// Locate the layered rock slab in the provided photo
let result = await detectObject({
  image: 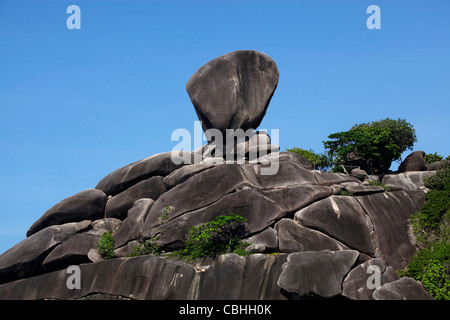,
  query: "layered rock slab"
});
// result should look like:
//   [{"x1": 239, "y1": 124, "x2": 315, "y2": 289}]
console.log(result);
[
  {"x1": 0, "y1": 221, "x2": 91, "y2": 284},
  {"x1": 277, "y1": 250, "x2": 359, "y2": 298},
  {"x1": 26, "y1": 189, "x2": 107, "y2": 237},
  {"x1": 95, "y1": 151, "x2": 191, "y2": 196},
  {"x1": 0, "y1": 254, "x2": 289, "y2": 300}
]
